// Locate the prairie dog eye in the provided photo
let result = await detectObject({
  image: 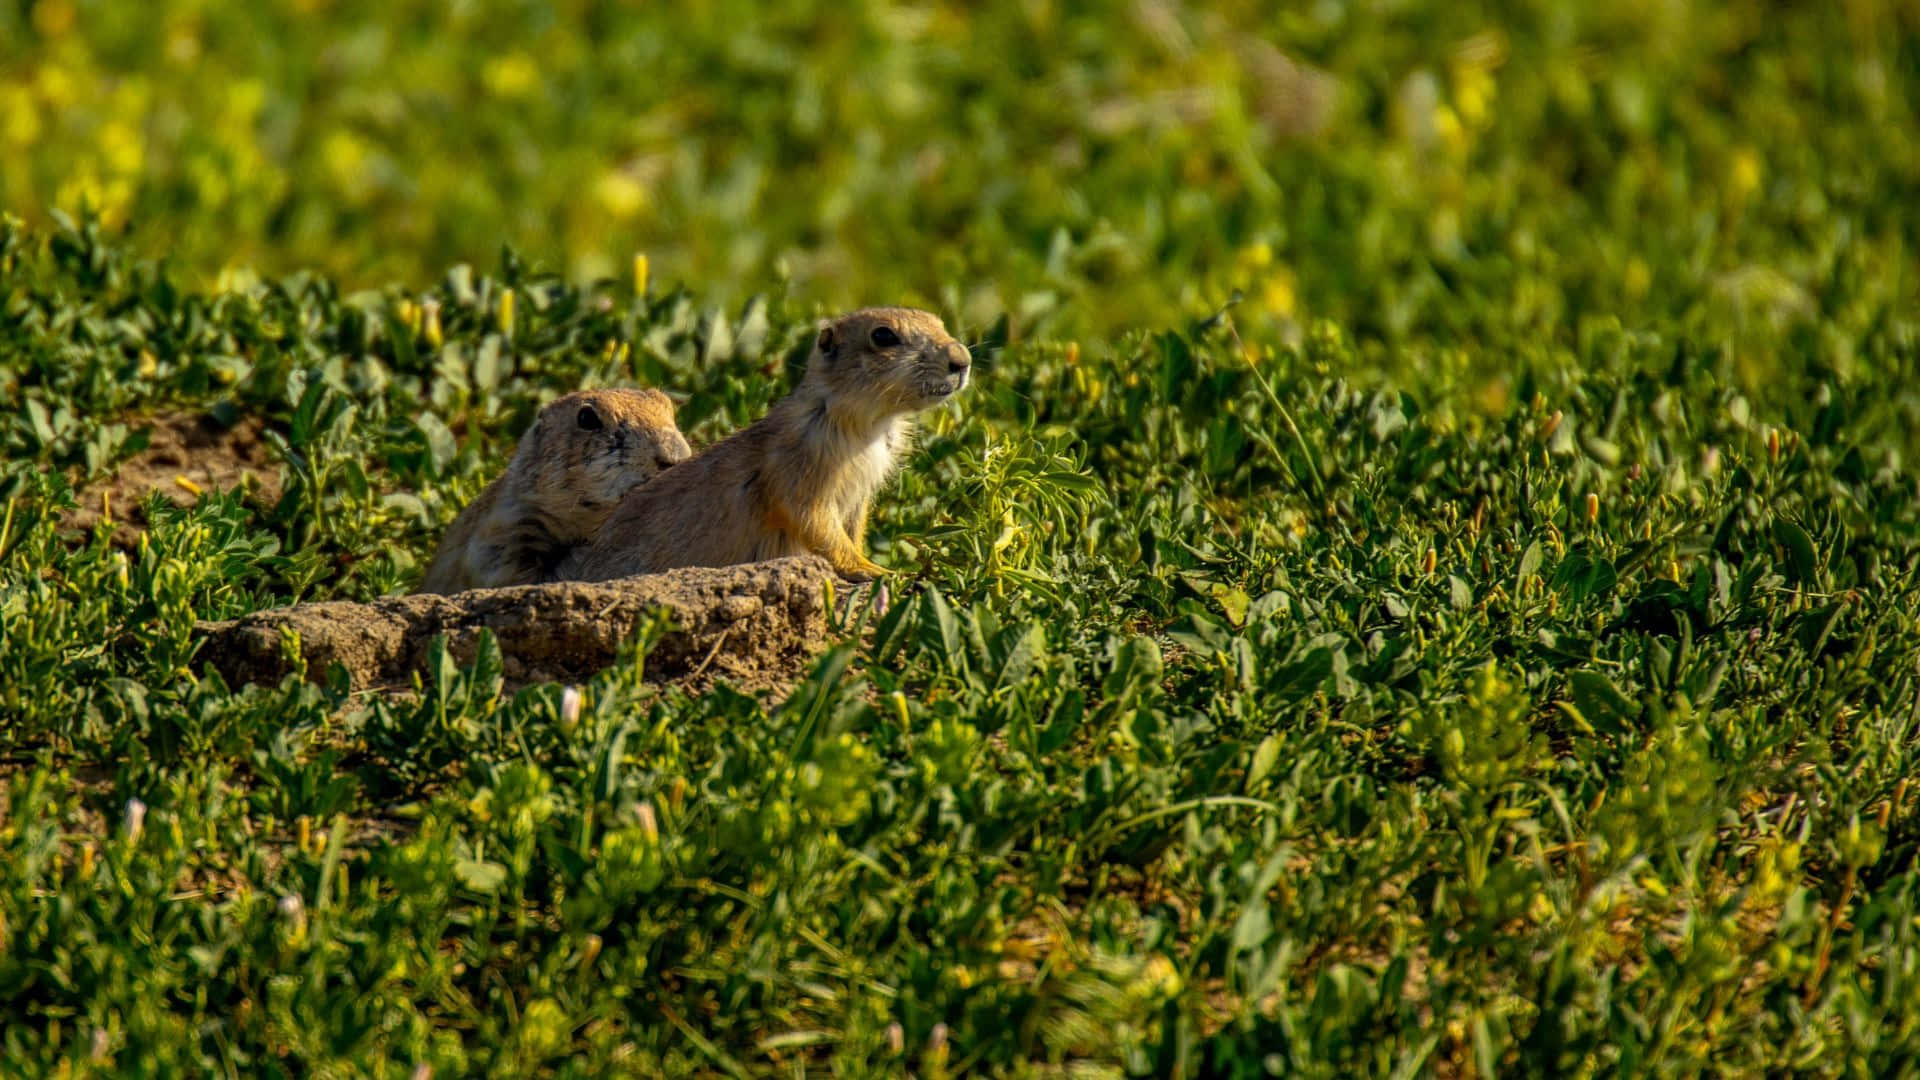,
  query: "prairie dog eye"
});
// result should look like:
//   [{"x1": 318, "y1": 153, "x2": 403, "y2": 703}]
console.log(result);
[
  {"x1": 576, "y1": 405, "x2": 604, "y2": 431},
  {"x1": 869, "y1": 326, "x2": 901, "y2": 348}
]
